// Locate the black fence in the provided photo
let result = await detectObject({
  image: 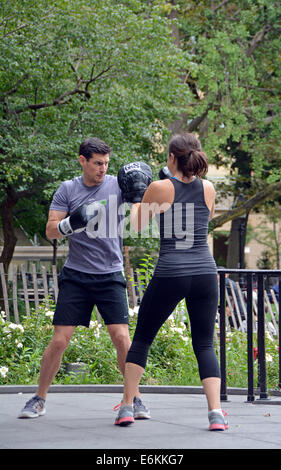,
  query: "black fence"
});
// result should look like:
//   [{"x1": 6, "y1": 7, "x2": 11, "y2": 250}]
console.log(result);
[{"x1": 218, "y1": 269, "x2": 281, "y2": 403}]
